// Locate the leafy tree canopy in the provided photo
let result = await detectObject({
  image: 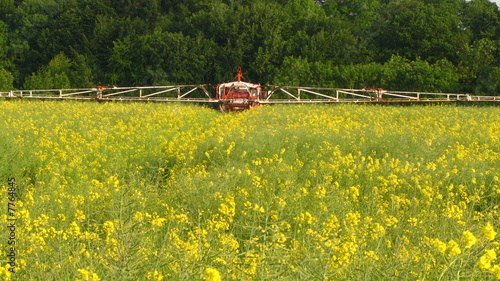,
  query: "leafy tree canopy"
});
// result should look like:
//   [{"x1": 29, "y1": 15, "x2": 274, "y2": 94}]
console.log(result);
[{"x1": 1, "y1": 0, "x2": 499, "y2": 94}]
